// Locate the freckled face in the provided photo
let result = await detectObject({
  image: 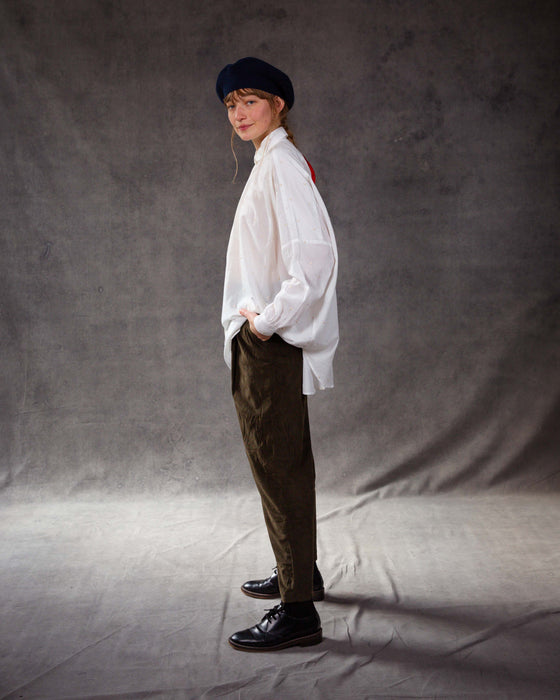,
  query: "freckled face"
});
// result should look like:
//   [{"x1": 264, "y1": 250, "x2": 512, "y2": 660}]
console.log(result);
[{"x1": 227, "y1": 94, "x2": 284, "y2": 148}]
